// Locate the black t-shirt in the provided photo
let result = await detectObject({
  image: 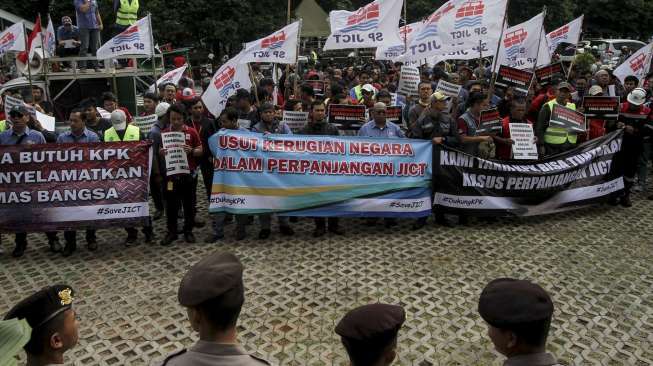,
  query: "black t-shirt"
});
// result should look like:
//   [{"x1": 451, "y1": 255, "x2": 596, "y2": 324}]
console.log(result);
[{"x1": 86, "y1": 118, "x2": 112, "y2": 140}]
